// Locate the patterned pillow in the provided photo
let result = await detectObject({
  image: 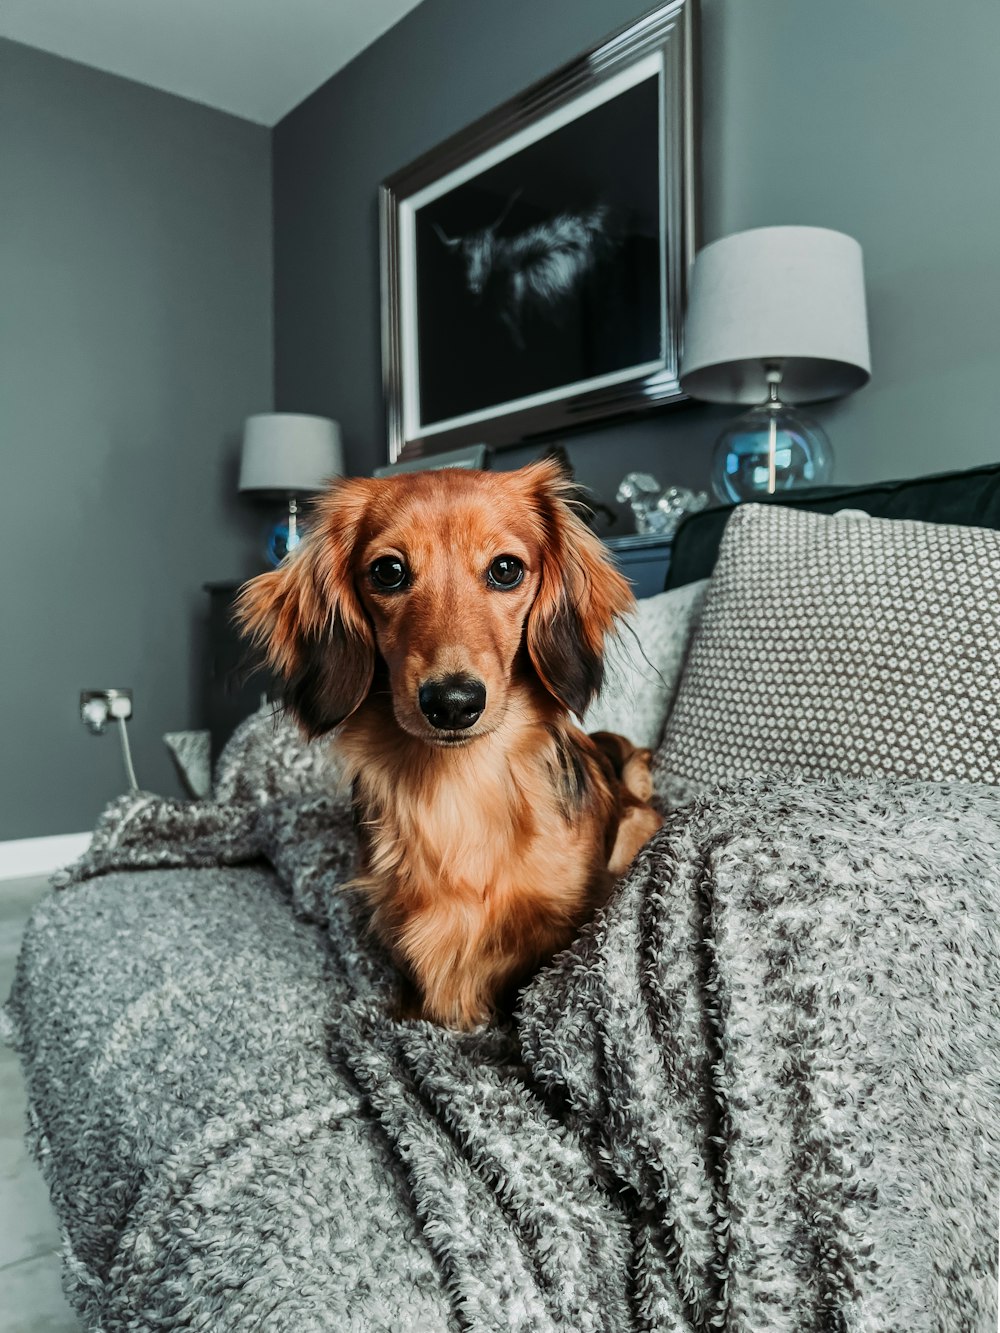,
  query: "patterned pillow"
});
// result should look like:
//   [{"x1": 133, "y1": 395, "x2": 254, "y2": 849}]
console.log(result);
[
  {"x1": 654, "y1": 504, "x2": 1000, "y2": 807},
  {"x1": 583, "y1": 579, "x2": 708, "y2": 749},
  {"x1": 213, "y1": 704, "x2": 344, "y2": 806}
]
